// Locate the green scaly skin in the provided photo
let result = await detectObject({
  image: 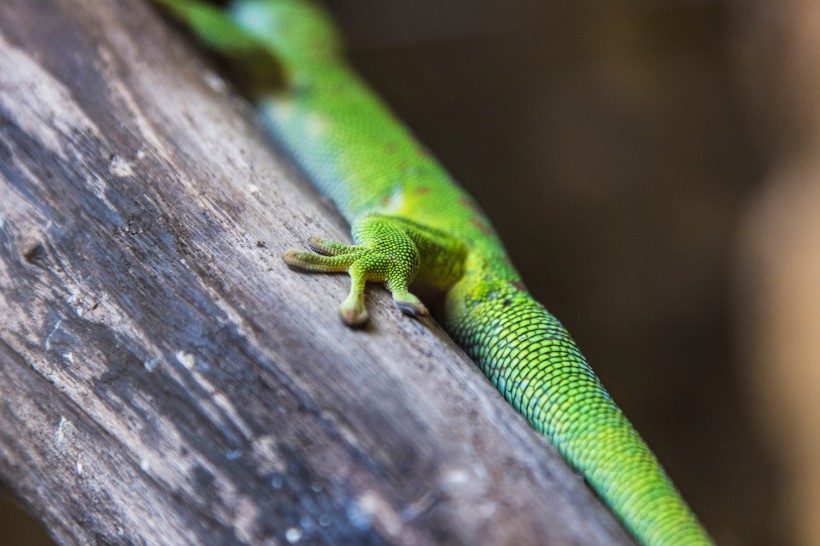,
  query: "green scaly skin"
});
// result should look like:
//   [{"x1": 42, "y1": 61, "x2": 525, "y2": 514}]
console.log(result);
[{"x1": 155, "y1": 1, "x2": 713, "y2": 544}]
